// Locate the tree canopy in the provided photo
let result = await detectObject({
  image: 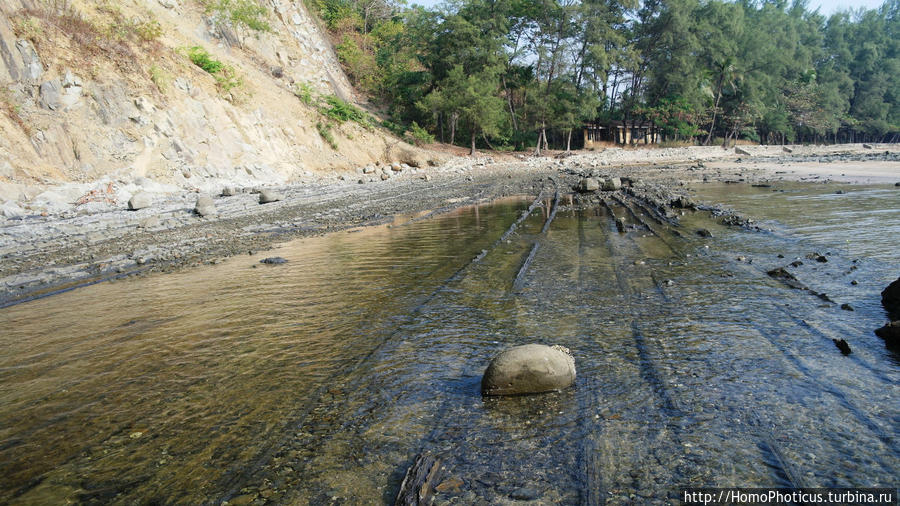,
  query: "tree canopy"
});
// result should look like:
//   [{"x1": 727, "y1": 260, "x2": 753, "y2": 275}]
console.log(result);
[{"x1": 307, "y1": 0, "x2": 900, "y2": 151}]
